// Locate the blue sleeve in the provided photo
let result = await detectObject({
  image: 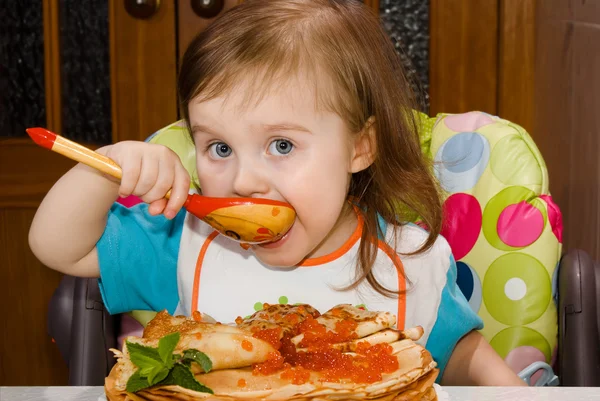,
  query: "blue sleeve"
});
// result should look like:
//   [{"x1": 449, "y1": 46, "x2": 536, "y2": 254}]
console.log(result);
[
  {"x1": 426, "y1": 254, "x2": 484, "y2": 383},
  {"x1": 96, "y1": 202, "x2": 185, "y2": 315}
]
